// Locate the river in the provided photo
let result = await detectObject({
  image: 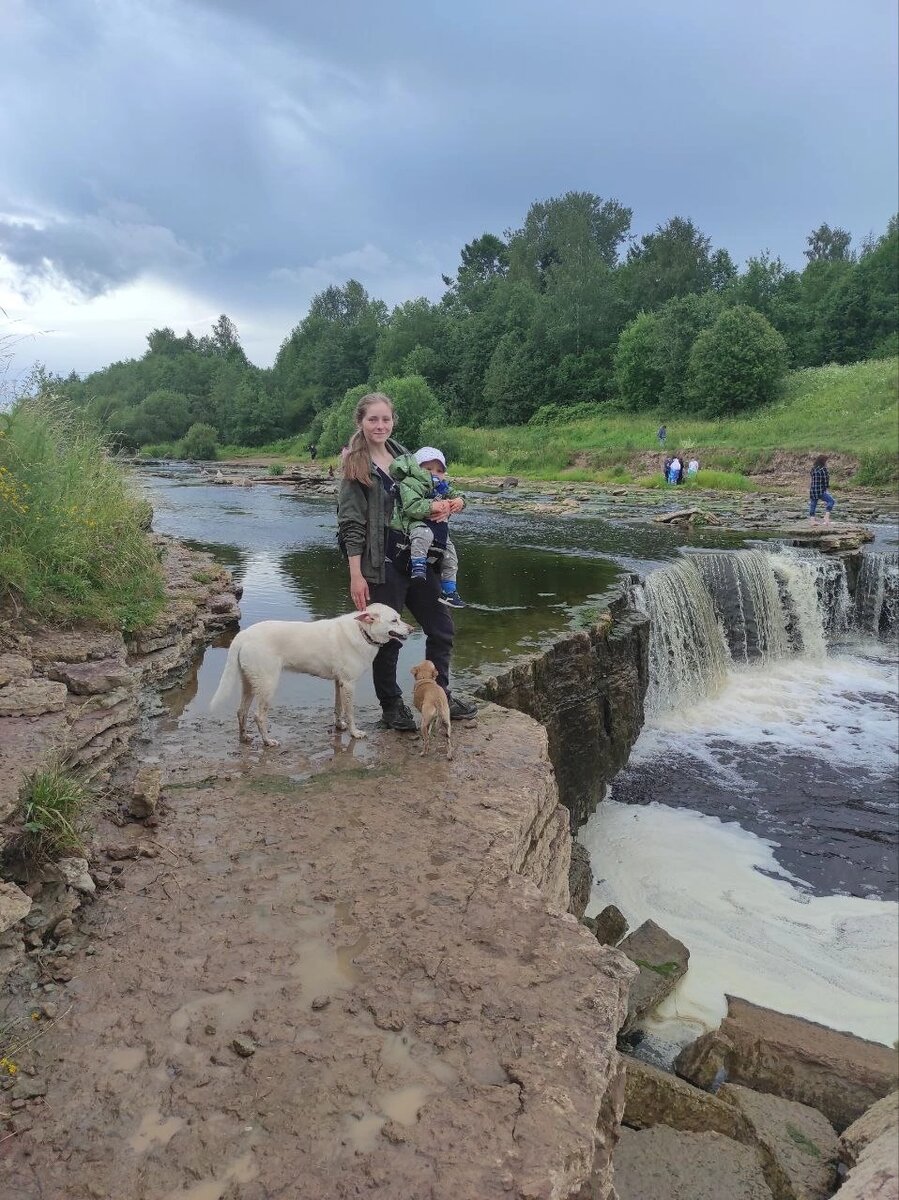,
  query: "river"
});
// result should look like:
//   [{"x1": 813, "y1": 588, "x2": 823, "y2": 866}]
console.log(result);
[{"x1": 137, "y1": 464, "x2": 899, "y2": 1050}]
